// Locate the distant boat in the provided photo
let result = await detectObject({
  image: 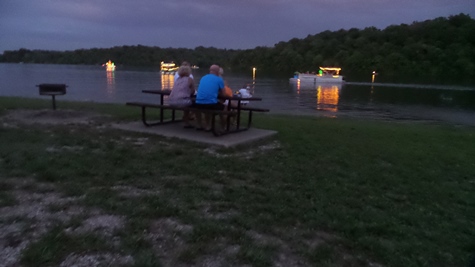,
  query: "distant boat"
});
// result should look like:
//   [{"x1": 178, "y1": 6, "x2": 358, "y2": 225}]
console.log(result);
[
  {"x1": 102, "y1": 60, "x2": 116, "y2": 71},
  {"x1": 290, "y1": 67, "x2": 344, "y2": 83},
  {"x1": 161, "y1": 61, "x2": 178, "y2": 74}
]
